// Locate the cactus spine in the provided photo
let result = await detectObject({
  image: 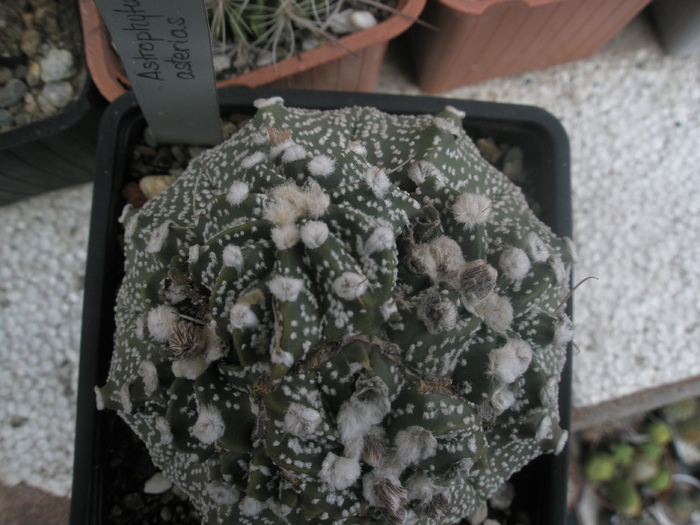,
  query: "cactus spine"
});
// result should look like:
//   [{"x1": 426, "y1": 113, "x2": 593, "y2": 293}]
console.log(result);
[{"x1": 97, "y1": 97, "x2": 575, "y2": 524}]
